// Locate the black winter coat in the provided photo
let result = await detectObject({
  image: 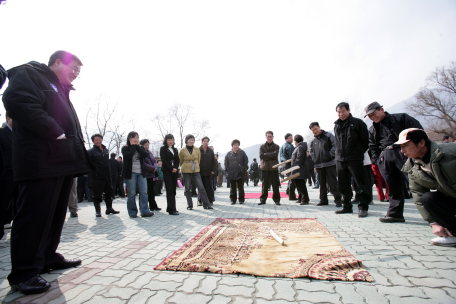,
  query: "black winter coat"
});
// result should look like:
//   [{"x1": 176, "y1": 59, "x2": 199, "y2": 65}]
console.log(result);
[
  {"x1": 225, "y1": 149, "x2": 249, "y2": 180},
  {"x1": 368, "y1": 112, "x2": 423, "y2": 164},
  {"x1": 309, "y1": 131, "x2": 336, "y2": 168},
  {"x1": 2, "y1": 61, "x2": 93, "y2": 181},
  {"x1": 291, "y1": 142, "x2": 310, "y2": 180},
  {"x1": 334, "y1": 114, "x2": 369, "y2": 162},
  {"x1": 159, "y1": 146, "x2": 179, "y2": 174},
  {"x1": 199, "y1": 146, "x2": 217, "y2": 176},
  {"x1": 122, "y1": 144, "x2": 149, "y2": 179},
  {"x1": 109, "y1": 157, "x2": 122, "y2": 176},
  {"x1": 0, "y1": 64, "x2": 6, "y2": 90},
  {"x1": 87, "y1": 145, "x2": 111, "y2": 180},
  {"x1": 250, "y1": 162, "x2": 259, "y2": 177},
  {"x1": 0, "y1": 127, "x2": 13, "y2": 181}
]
